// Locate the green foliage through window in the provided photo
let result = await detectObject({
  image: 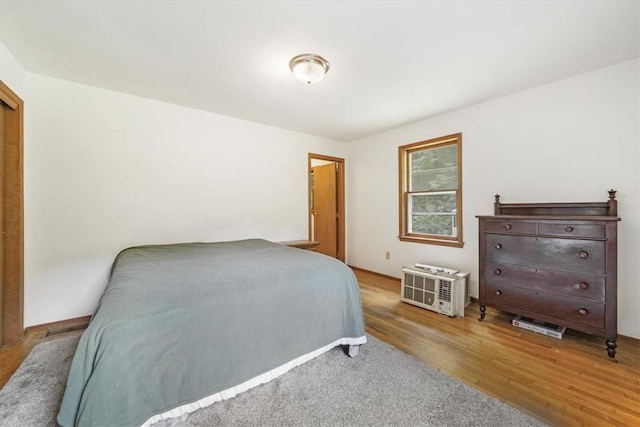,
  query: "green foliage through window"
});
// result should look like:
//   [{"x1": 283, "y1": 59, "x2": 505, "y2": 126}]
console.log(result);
[
  {"x1": 399, "y1": 134, "x2": 463, "y2": 247},
  {"x1": 410, "y1": 145, "x2": 458, "y2": 191},
  {"x1": 409, "y1": 192, "x2": 457, "y2": 237}
]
